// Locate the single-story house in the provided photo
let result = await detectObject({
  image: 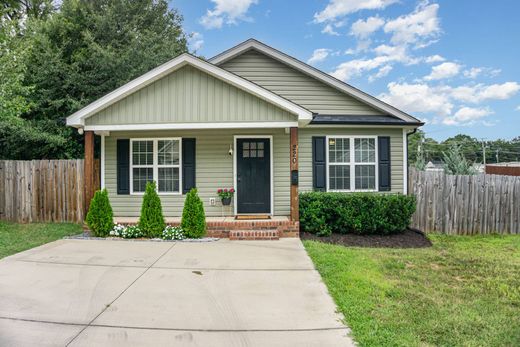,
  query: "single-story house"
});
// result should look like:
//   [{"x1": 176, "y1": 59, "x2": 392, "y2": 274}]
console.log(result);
[{"x1": 66, "y1": 39, "x2": 423, "y2": 238}]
